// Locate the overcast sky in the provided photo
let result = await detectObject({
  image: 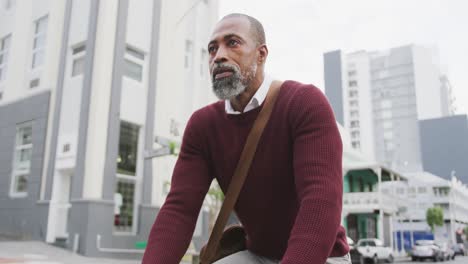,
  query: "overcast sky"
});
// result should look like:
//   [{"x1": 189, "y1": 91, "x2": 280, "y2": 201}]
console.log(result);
[{"x1": 218, "y1": 0, "x2": 468, "y2": 114}]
